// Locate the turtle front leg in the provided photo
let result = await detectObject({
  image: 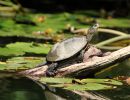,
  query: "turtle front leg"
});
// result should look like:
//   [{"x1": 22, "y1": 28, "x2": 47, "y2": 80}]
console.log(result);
[
  {"x1": 46, "y1": 63, "x2": 58, "y2": 76},
  {"x1": 78, "y1": 49, "x2": 86, "y2": 63}
]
